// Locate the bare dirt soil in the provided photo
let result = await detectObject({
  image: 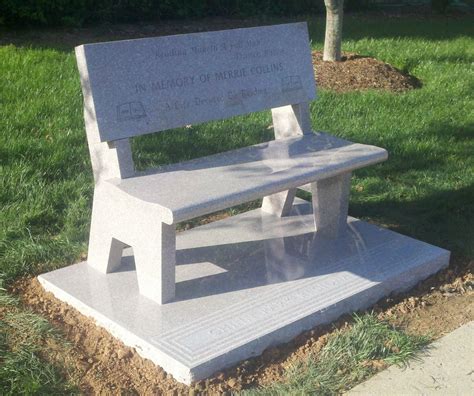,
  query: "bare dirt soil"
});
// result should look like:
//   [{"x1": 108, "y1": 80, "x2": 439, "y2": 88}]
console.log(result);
[{"x1": 11, "y1": 255, "x2": 473, "y2": 394}]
